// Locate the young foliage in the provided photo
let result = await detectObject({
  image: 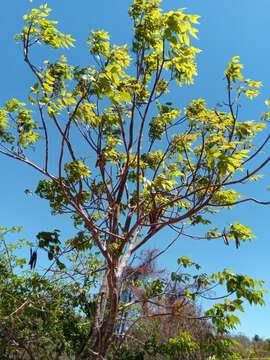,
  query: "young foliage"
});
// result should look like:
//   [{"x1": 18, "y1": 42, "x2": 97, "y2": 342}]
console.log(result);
[{"x1": 0, "y1": 0, "x2": 270, "y2": 358}]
